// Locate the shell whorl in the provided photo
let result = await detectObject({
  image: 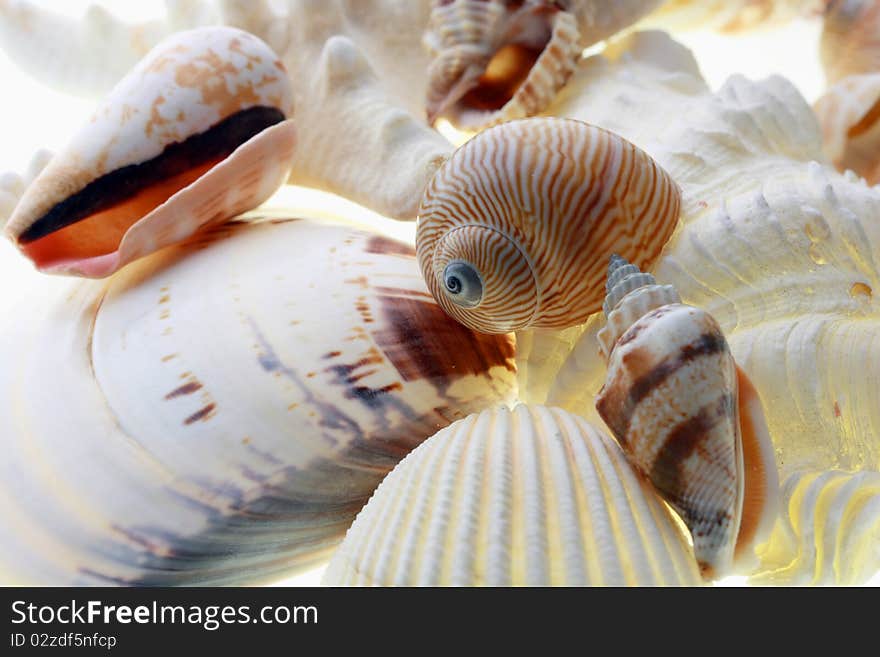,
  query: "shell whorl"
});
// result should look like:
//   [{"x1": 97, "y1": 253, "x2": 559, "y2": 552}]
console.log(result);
[
  {"x1": 598, "y1": 255, "x2": 681, "y2": 360},
  {"x1": 417, "y1": 118, "x2": 682, "y2": 334},
  {"x1": 424, "y1": 0, "x2": 583, "y2": 130}
]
